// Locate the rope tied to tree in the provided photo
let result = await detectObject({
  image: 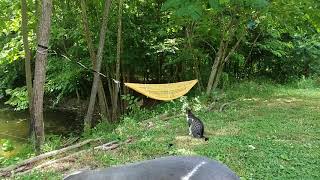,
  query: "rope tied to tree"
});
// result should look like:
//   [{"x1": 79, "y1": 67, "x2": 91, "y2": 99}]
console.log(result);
[
  {"x1": 36, "y1": 44, "x2": 49, "y2": 55},
  {"x1": 50, "y1": 52, "x2": 197, "y2": 101}
]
